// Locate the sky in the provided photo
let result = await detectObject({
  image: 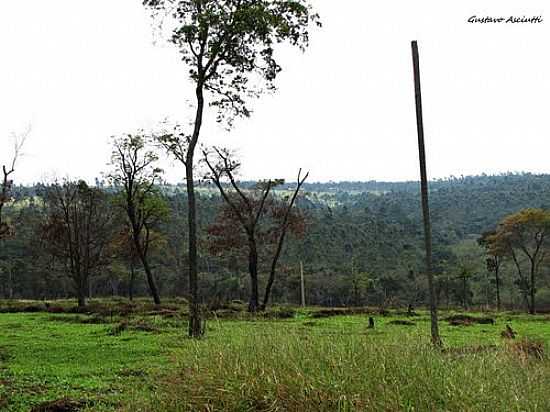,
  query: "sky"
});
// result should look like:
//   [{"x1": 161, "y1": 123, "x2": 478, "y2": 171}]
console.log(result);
[{"x1": 0, "y1": 0, "x2": 549, "y2": 184}]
